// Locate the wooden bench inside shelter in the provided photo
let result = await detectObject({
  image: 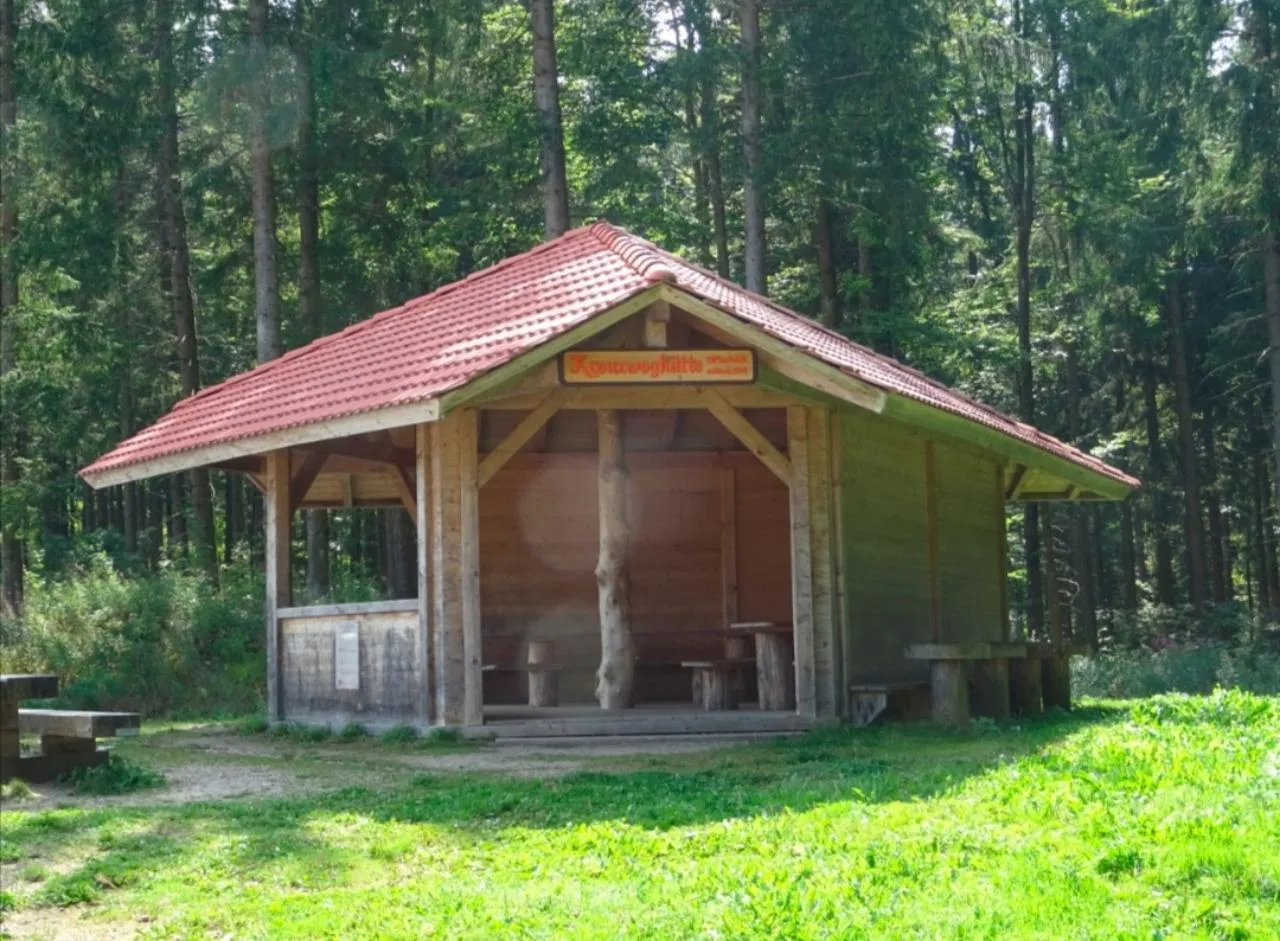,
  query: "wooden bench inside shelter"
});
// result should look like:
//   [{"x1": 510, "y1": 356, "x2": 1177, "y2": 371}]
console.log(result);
[{"x1": 682, "y1": 659, "x2": 756, "y2": 711}]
